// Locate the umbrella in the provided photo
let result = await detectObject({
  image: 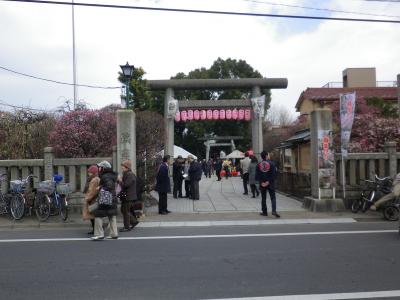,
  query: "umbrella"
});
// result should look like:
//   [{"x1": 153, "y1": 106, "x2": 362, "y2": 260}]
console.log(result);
[{"x1": 226, "y1": 150, "x2": 245, "y2": 159}]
